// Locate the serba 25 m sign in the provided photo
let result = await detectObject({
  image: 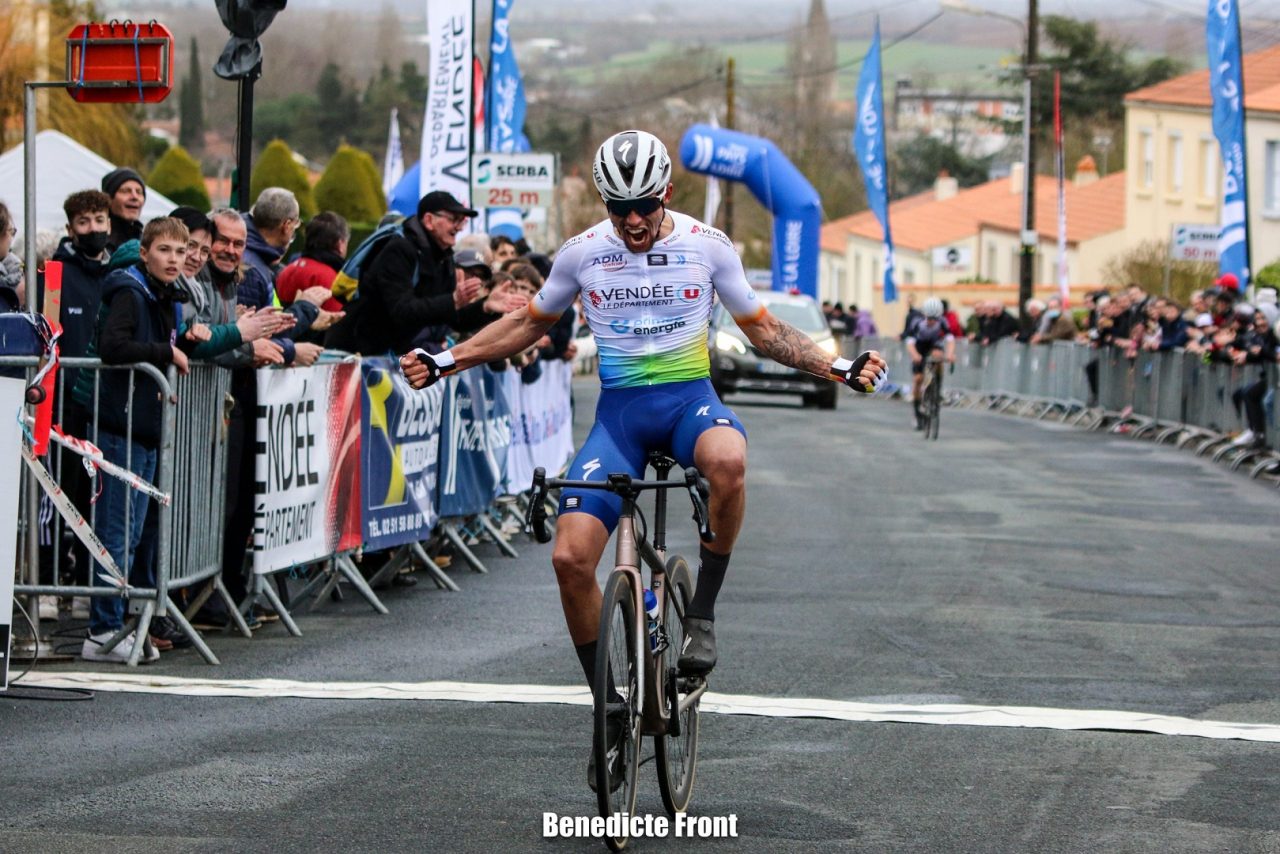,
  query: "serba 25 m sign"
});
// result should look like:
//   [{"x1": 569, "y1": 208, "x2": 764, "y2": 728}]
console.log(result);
[{"x1": 472, "y1": 152, "x2": 556, "y2": 209}]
